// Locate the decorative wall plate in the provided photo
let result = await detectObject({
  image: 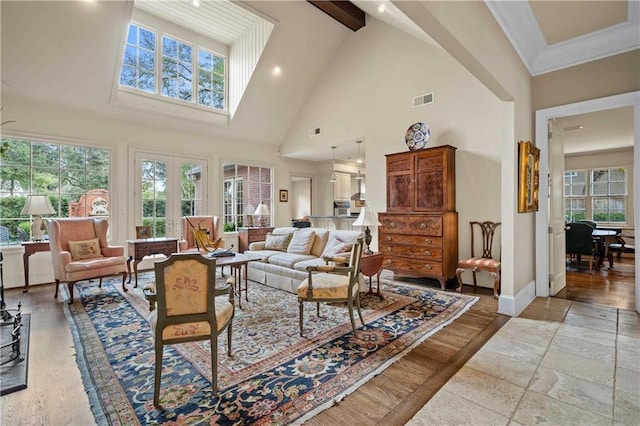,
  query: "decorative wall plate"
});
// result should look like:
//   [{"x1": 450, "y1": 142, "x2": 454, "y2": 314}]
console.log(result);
[{"x1": 405, "y1": 122, "x2": 430, "y2": 150}]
